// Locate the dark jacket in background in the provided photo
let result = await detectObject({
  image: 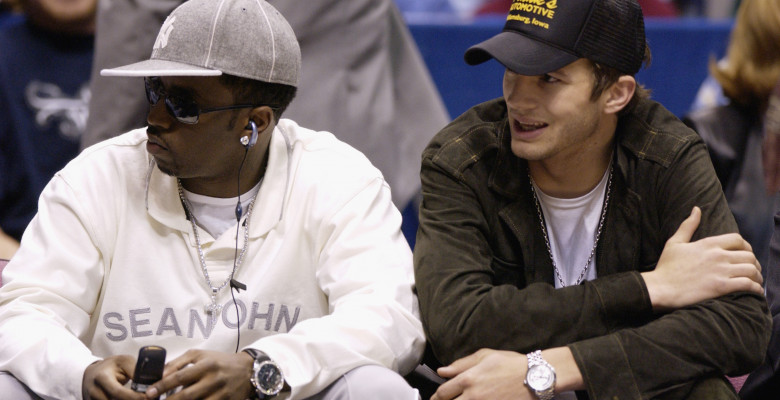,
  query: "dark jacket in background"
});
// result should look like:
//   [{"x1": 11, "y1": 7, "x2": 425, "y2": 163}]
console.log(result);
[
  {"x1": 739, "y1": 209, "x2": 780, "y2": 399},
  {"x1": 684, "y1": 103, "x2": 778, "y2": 274}
]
